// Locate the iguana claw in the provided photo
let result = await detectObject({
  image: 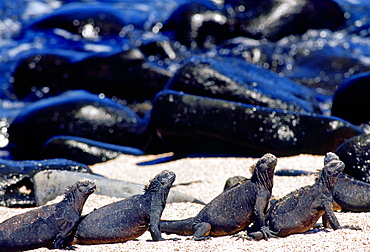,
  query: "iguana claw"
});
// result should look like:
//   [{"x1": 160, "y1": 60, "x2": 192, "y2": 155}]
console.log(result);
[
  {"x1": 260, "y1": 226, "x2": 279, "y2": 240},
  {"x1": 231, "y1": 232, "x2": 253, "y2": 241}
]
